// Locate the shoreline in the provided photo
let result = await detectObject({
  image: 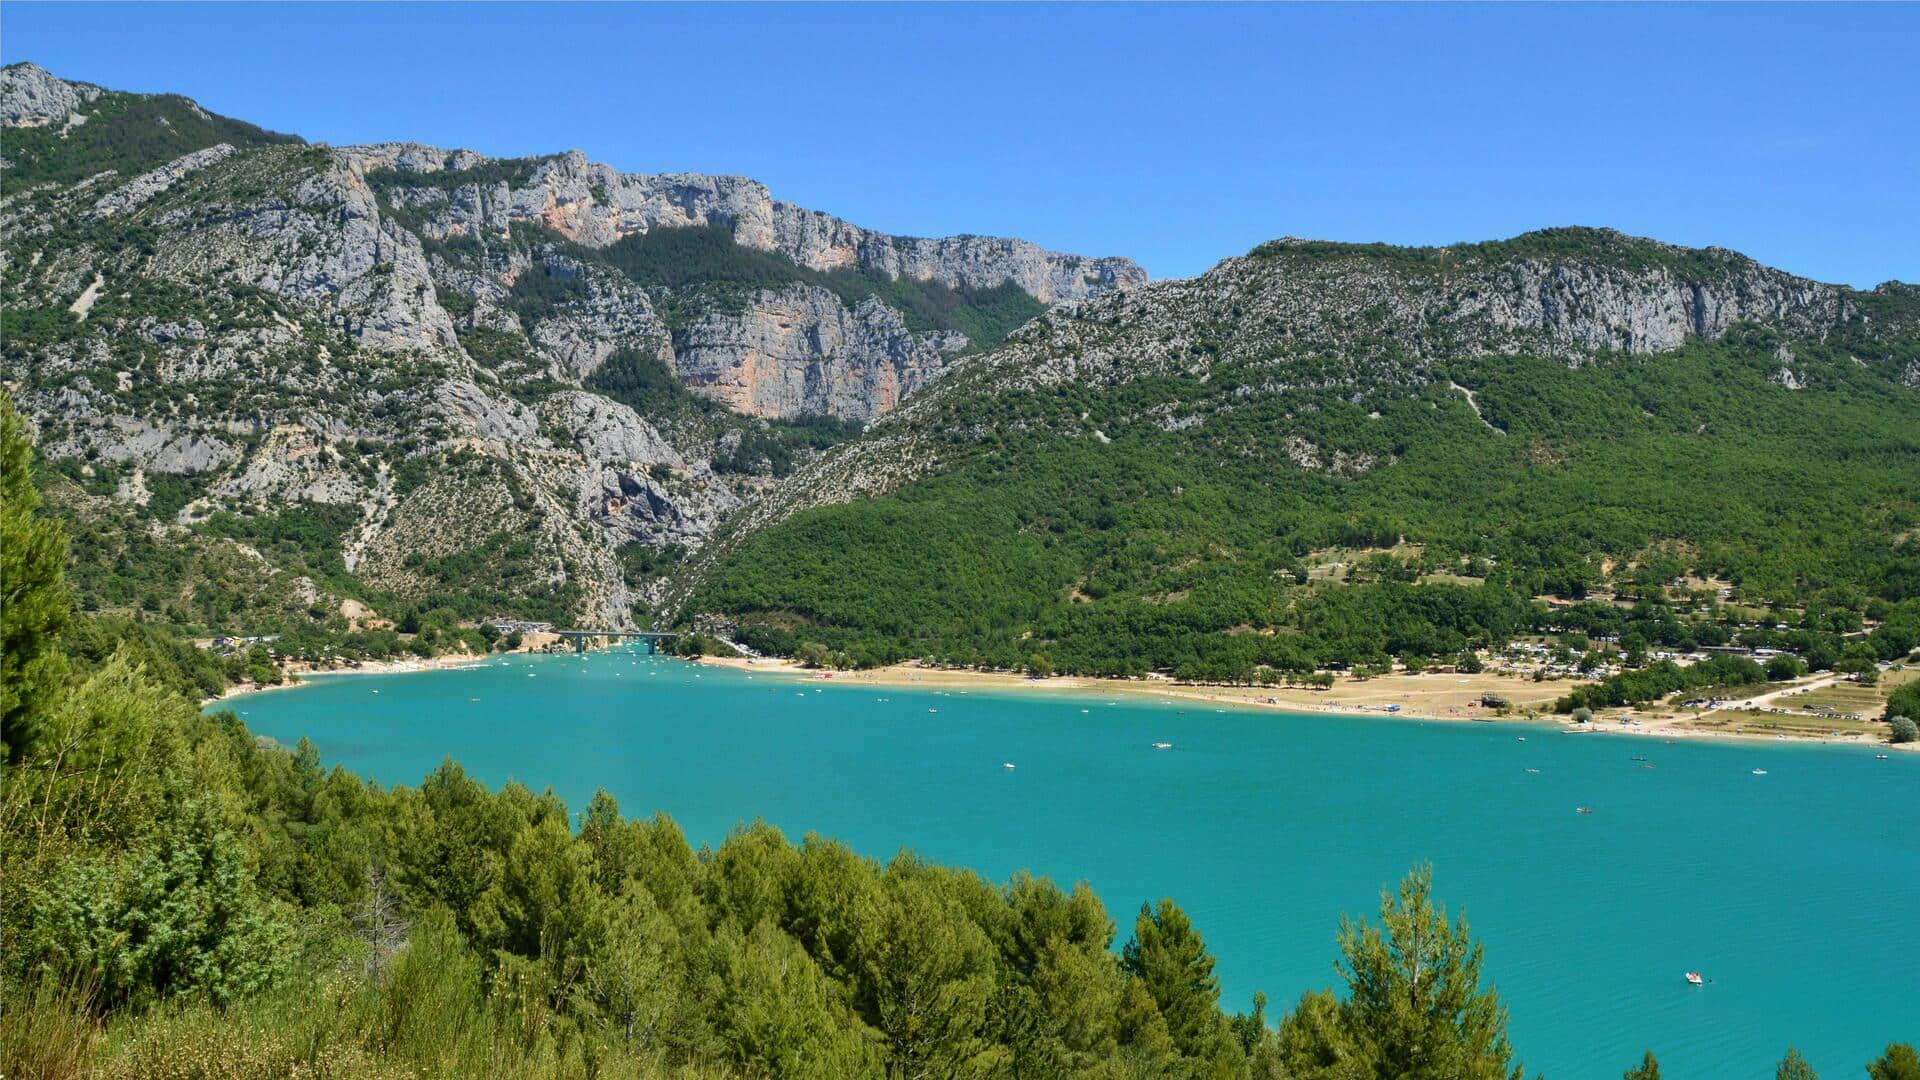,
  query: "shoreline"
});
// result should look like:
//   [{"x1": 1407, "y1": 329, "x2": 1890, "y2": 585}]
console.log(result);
[
  {"x1": 214, "y1": 645, "x2": 1909, "y2": 753},
  {"x1": 204, "y1": 652, "x2": 495, "y2": 707},
  {"x1": 694, "y1": 655, "x2": 1914, "y2": 752}
]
